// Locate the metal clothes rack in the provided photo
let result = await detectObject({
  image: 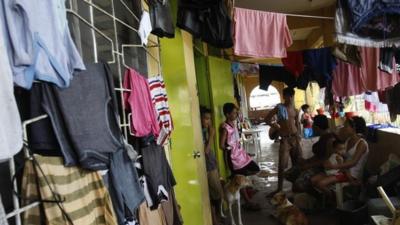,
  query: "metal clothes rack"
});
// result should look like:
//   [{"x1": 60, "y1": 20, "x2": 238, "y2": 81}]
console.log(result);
[{"x1": 5, "y1": 0, "x2": 162, "y2": 224}]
